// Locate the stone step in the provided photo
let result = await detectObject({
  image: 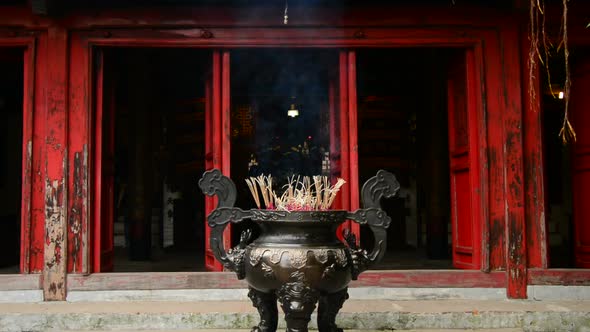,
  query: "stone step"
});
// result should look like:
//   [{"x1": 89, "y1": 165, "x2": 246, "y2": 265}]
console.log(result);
[{"x1": 0, "y1": 300, "x2": 589, "y2": 332}]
